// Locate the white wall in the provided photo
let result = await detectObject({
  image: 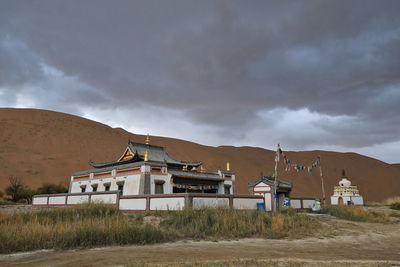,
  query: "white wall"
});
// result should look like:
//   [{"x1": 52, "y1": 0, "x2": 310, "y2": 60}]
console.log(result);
[
  {"x1": 302, "y1": 199, "x2": 315, "y2": 209},
  {"x1": 119, "y1": 198, "x2": 147, "y2": 211},
  {"x1": 67, "y1": 195, "x2": 89, "y2": 205},
  {"x1": 331, "y1": 196, "x2": 364, "y2": 205},
  {"x1": 351, "y1": 196, "x2": 364, "y2": 205},
  {"x1": 91, "y1": 193, "x2": 117, "y2": 204},
  {"x1": 123, "y1": 174, "x2": 141, "y2": 195},
  {"x1": 233, "y1": 198, "x2": 261, "y2": 210},
  {"x1": 150, "y1": 197, "x2": 185, "y2": 210},
  {"x1": 48, "y1": 196, "x2": 66, "y2": 205},
  {"x1": 290, "y1": 199, "x2": 302, "y2": 209},
  {"x1": 193, "y1": 197, "x2": 229, "y2": 209},
  {"x1": 32, "y1": 196, "x2": 48, "y2": 205}
]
